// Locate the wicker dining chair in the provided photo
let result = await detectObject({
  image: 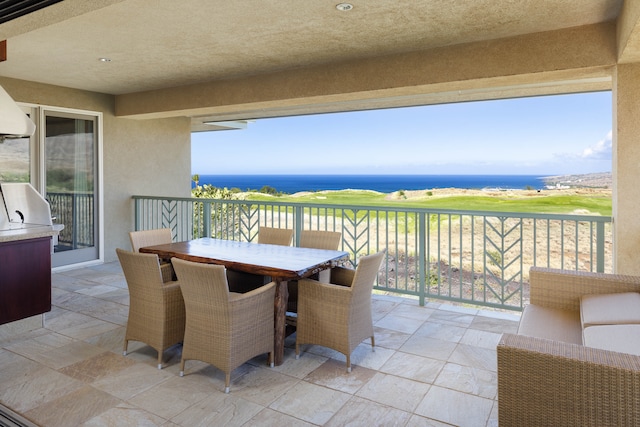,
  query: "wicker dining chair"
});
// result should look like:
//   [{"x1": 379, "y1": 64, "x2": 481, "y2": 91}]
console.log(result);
[
  {"x1": 172, "y1": 258, "x2": 275, "y2": 393},
  {"x1": 129, "y1": 228, "x2": 174, "y2": 282},
  {"x1": 287, "y1": 229, "x2": 342, "y2": 314},
  {"x1": 295, "y1": 250, "x2": 386, "y2": 372},
  {"x1": 257, "y1": 226, "x2": 294, "y2": 246},
  {"x1": 116, "y1": 248, "x2": 186, "y2": 369}
]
